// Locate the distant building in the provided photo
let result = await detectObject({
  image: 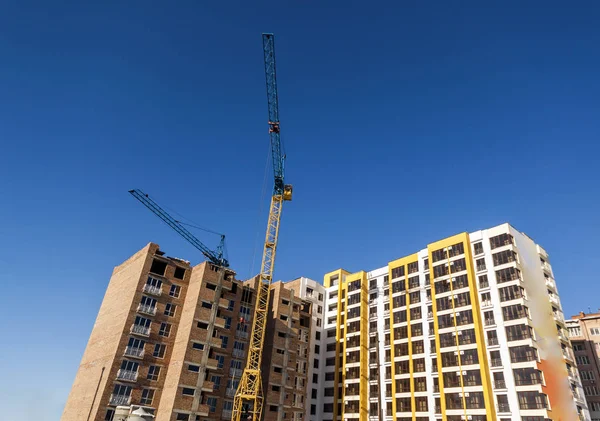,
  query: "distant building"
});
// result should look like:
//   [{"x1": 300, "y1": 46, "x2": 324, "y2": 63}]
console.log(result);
[{"x1": 567, "y1": 312, "x2": 600, "y2": 420}]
